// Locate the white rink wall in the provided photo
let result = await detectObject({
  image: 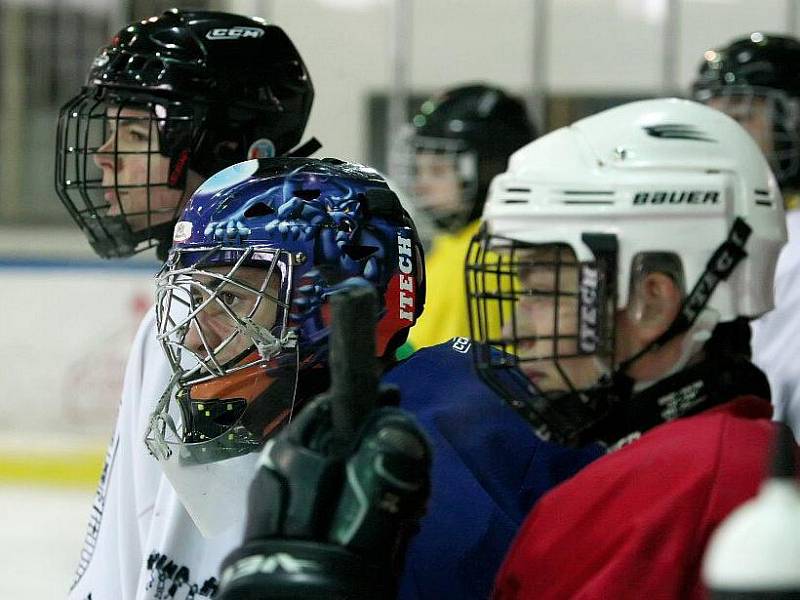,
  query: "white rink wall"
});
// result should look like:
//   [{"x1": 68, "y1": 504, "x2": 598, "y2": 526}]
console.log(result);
[
  {"x1": 0, "y1": 227, "x2": 159, "y2": 439},
  {"x1": 0, "y1": 484, "x2": 94, "y2": 599},
  {"x1": 0, "y1": 227, "x2": 159, "y2": 599},
  {"x1": 222, "y1": 0, "x2": 797, "y2": 163},
  {"x1": 1, "y1": 268, "x2": 155, "y2": 435}
]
